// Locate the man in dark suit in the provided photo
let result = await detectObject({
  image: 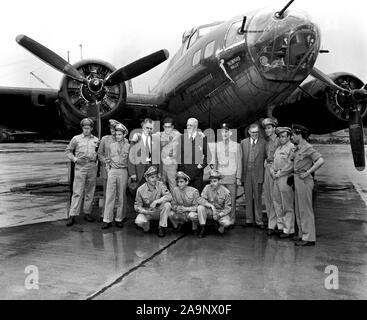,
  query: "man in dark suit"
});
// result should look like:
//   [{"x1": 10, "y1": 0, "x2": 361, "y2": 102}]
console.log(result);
[
  {"x1": 128, "y1": 118, "x2": 159, "y2": 187},
  {"x1": 240, "y1": 123, "x2": 267, "y2": 228},
  {"x1": 178, "y1": 118, "x2": 207, "y2": 193}
]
